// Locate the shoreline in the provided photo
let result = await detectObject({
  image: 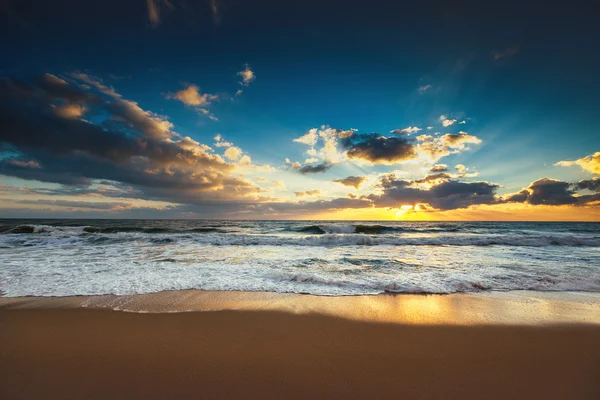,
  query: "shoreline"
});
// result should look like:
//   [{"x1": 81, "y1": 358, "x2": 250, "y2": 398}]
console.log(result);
[{"x1": 2, "y1": 289, "x2": 600, "y2": 325}]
